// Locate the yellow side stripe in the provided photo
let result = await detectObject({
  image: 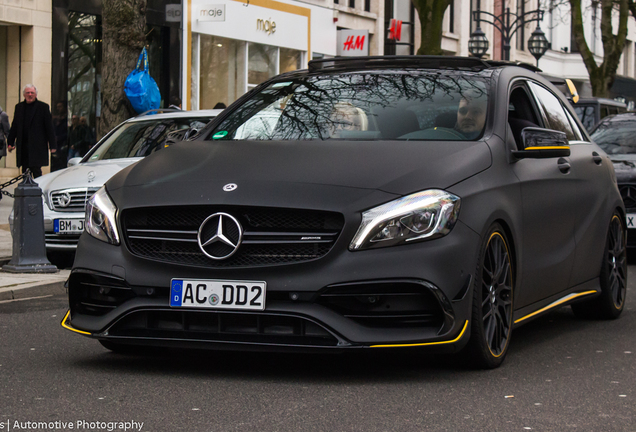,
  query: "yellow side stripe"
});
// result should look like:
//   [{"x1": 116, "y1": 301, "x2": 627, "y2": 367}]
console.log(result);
[
  {"x1": 514, "y1": 290, "x2": 597, "y2": 324},
  {"x1": 60, "y1": 310, "x2": 92, "y2": 335},
  {"x1": 370, "y1": 320, "x2": 469, "y2": 348},
  {"x1": 524, "y1": 146, "x2": 569, "y2": 150}
]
